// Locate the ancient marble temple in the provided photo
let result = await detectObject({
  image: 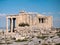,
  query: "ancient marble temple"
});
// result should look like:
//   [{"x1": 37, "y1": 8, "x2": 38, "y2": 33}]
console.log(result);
[{"x1": 6, "y1": 11, "x2": 52, "y2": 33}]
